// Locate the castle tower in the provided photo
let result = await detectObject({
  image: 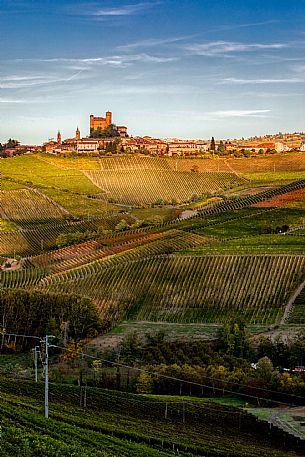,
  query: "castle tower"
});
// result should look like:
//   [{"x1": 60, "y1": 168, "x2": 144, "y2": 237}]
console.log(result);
[
  {"x1": 57, "y1": 130, "x2": 61, "y2": 145},
  {"x1": 90, "y1": 115, "x2": 94, "y2": 131},
  {"x1": 76, "y1": 127, "x2": 80, "y2": 141},
  {"x1": 106, "y1": 111, "x2": 112, "y2": 127}
]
